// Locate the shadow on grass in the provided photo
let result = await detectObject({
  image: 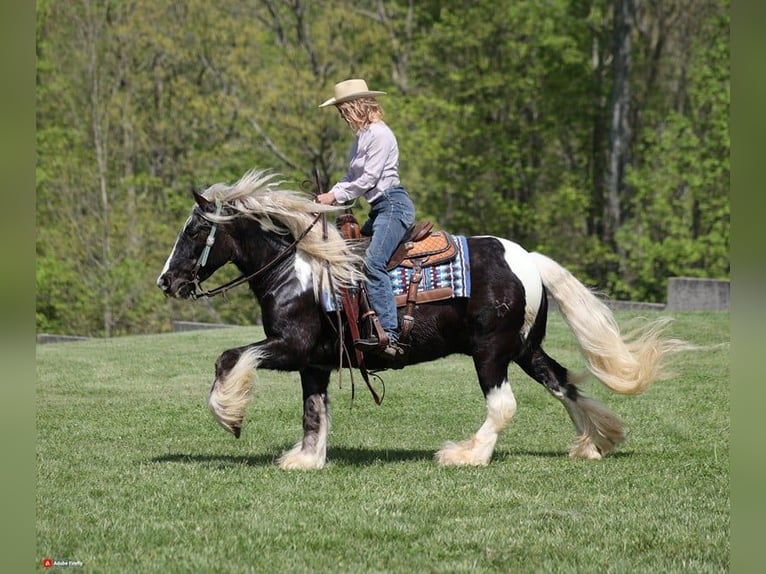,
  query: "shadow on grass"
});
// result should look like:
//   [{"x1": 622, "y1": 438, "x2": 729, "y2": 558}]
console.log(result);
[
  {"x1": 150, "y1": 446, "x2": 434, "y2": 468},
  {"x1": 149, "y1": 446, "x2": 633, "y2": 468},
  {"x1": 493, "y1": 449, "x2": 634, "y2": 461},
  {"x1": 150, "y1": 452, "x2": 278, "y2": 467}
]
